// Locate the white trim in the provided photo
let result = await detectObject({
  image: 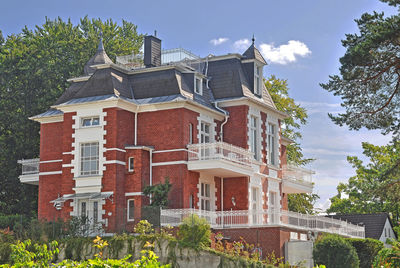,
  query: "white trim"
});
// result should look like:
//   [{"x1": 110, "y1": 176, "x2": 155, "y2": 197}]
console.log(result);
[
  {"x1": 152, "y1": 160, "x2": 188, "y2": 166},
  {"x1": 62, "y1": 164, "x2": 74, "y2": 168},
  {"x1": 194, "y1": 76, "x2": 203, "y2": 95},
  {"x1": 30, "y1": 115, "x2": 63, "y2": 124},
  {"x1": 127, "y1": 199, "x2": 135, "y2": 222},
  {"x1": 40, "y1": 159, "x2": 62, "y2": 164},
  {"x1": 104, "y1": 160, "x2": 126, "y2": 166},
  {"x1": 106, "y1": 148, "x2": 126, "y2": 153},
  {"x1": 125, "y1": 192, "x2": 143, "y2": 197},
  {"x1": 128, "y1": 157, "x2": 134, "y2": 172},
  {"x1": 62, "y1": 151, "x2": 73, "y2": 155},
  {"x1": 217, "y1": 98, "x2": 287, "y2": 119},
  {"x1": 39, "y1": 171, "x2": 62, "y2": 176},
  {"x1": 153, "y1": 148, "x2": 188, "y2": 154}
]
